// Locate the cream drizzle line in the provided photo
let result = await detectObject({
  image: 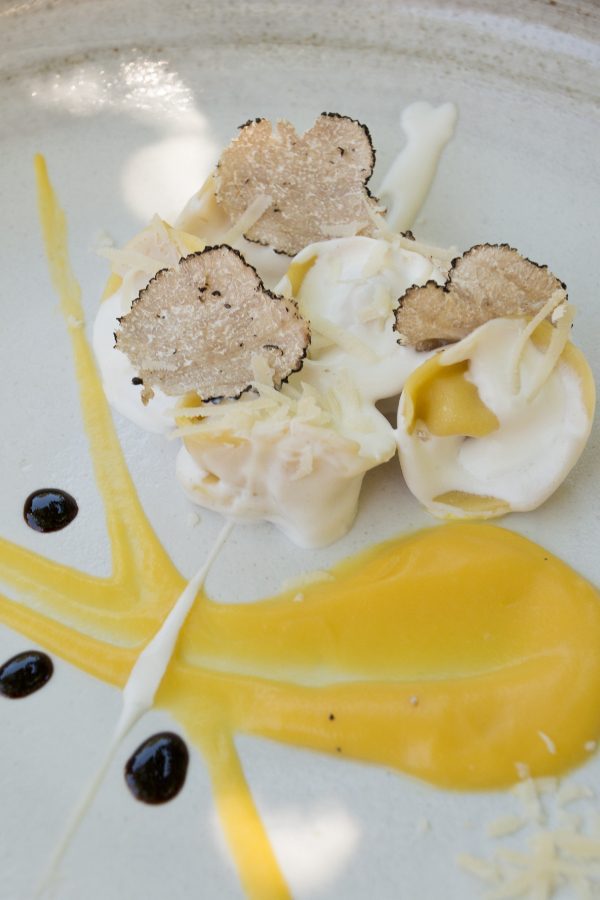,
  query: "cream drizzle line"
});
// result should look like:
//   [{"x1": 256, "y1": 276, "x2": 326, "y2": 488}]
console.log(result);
[
  {"x1": 34, "y1": 520, "x2": 234, "y2": 898},
  {"x1": 28, "y1": 156, "x2": 291, "y2": 900},
  {"x1": 378, "y1": 101, "x2": 458, "y2": 232}
]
